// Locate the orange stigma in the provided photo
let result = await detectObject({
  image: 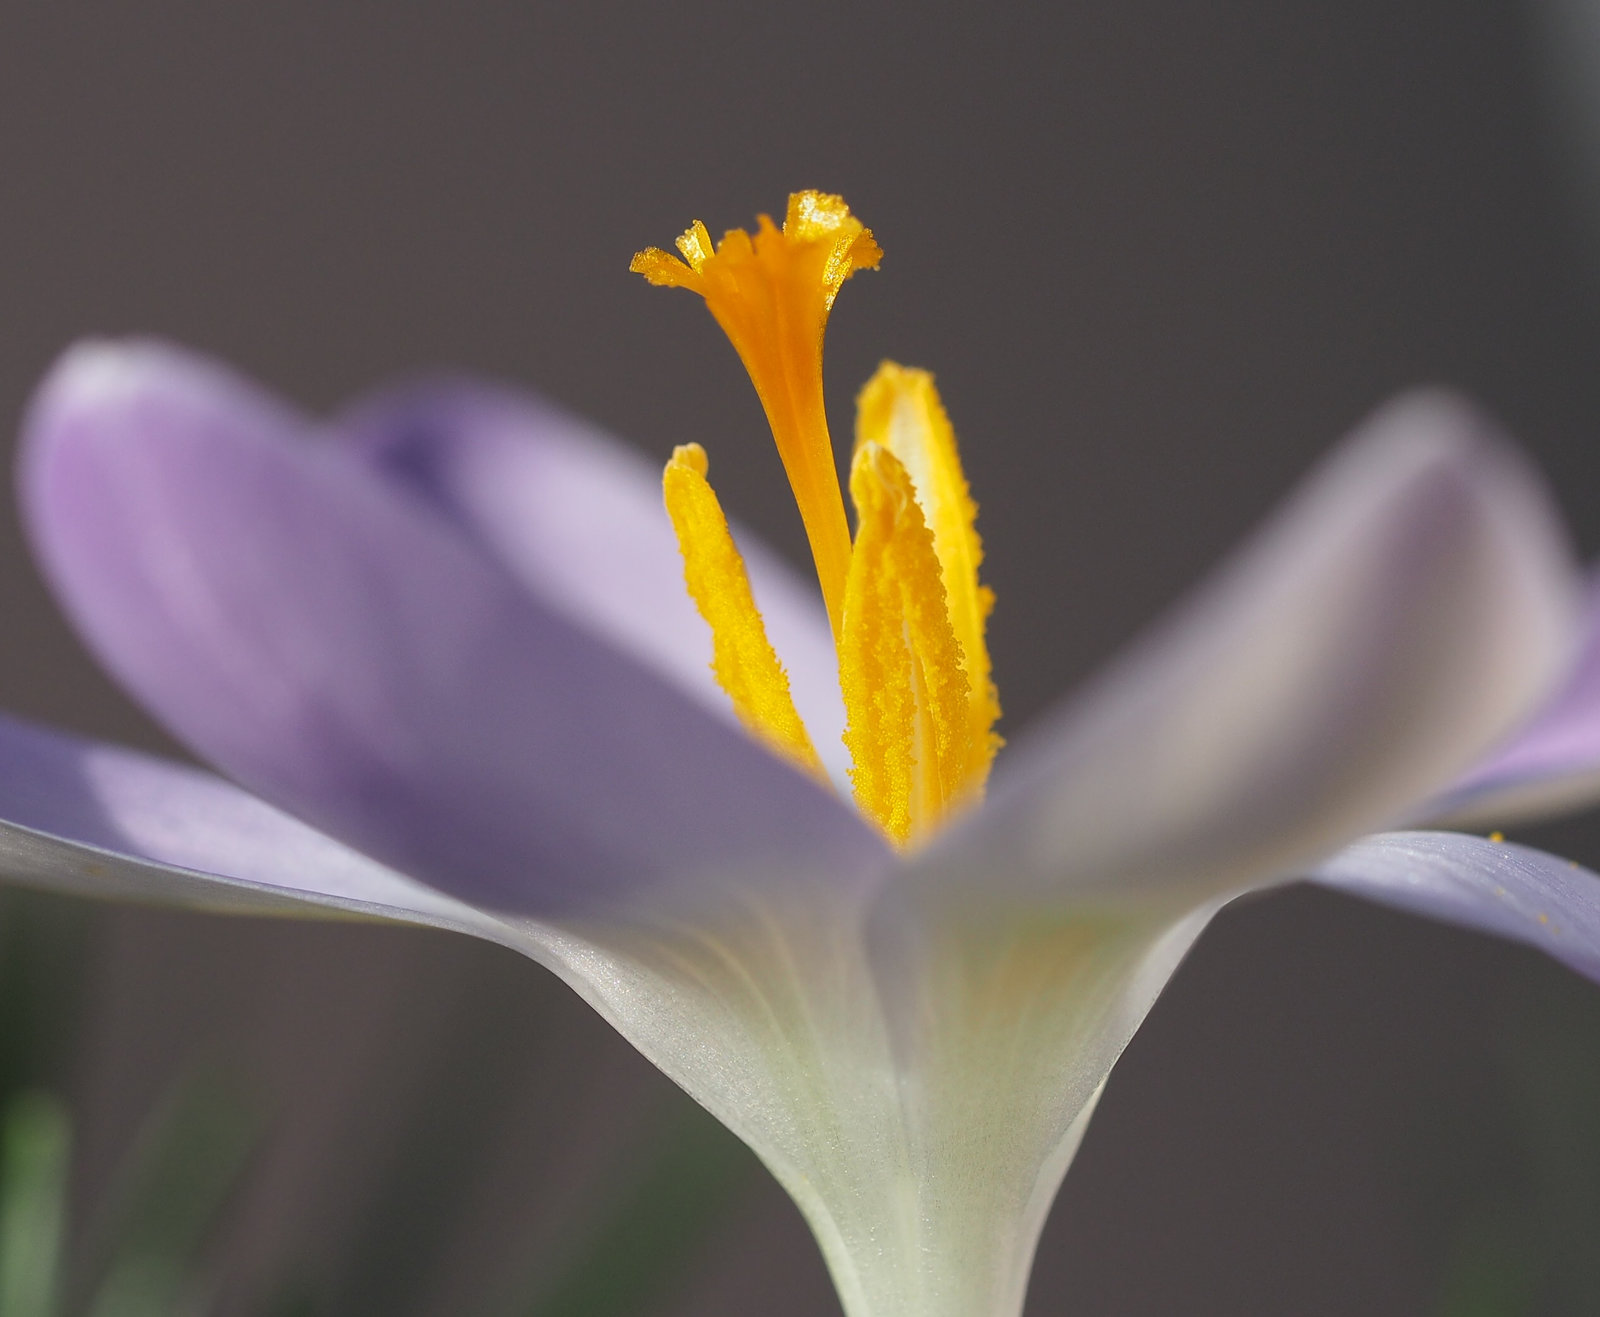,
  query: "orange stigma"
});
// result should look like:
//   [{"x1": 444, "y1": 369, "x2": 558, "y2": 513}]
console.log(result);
[{"x1": 631, "y1": 191, "x2": 880, "y2": 639}]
